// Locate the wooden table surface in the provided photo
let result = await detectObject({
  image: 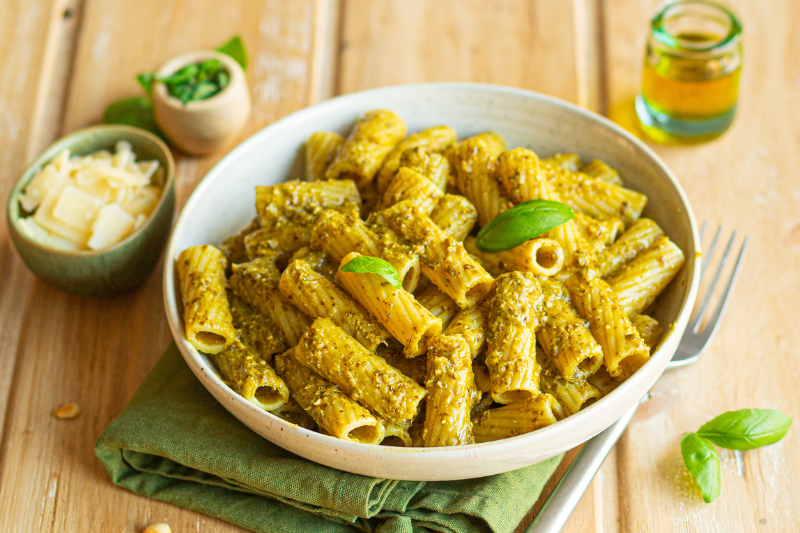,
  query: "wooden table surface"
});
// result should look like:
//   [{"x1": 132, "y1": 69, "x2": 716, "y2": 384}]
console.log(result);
[{"x1": 1, "y1": 0, "x2": 797, "y2": 531}]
